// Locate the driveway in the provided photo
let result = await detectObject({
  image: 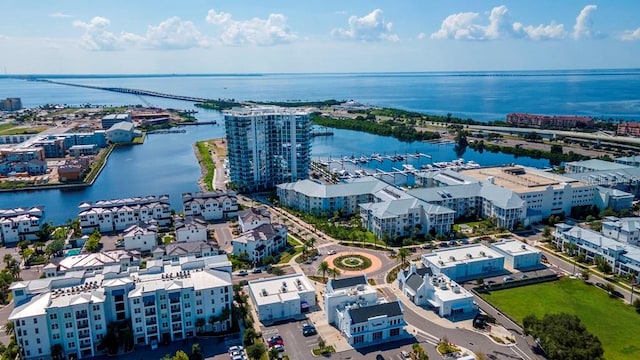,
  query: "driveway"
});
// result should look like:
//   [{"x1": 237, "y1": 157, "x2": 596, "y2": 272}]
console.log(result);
[{"x1": 211, "y1": 223, "x2": 233, "y2": 253}]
